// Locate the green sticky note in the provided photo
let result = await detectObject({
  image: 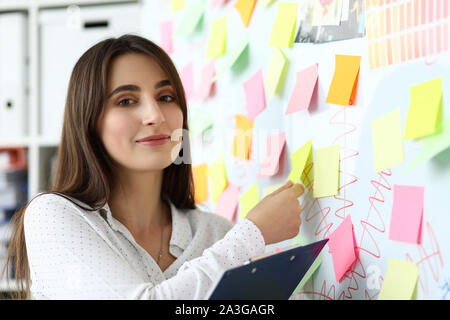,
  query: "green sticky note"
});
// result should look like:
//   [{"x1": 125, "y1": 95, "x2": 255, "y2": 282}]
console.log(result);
[
  {"x1": 208, "y1": 155, "x2": 228, "y2": 203},
  {"x1": 206, "y1": 17, "x2": 227, "y2": 59},
  {"x1": 286, "y1": 140, "x2": 312, "y2": 185},
  {"x1": 403, "y1": 113, "x2": 450, "y2": 172},
  {"x1": 239, "y1": 183, "x2": 259, "y2": 219},
  {"x1": 175, "y1": 0, "x2": 205, "y2": 37},
  {"x1": 264, "y1": 47, "x2": 287, "y2": 99},
  {"x1": 189, "y1": 109, "x2": 213, "y2": 138},
  {"x1": 214, "y1": 33, "x2": 249, "y2": 81},
  {"x1": 291, "y1": 234, "x2": 323, "y2": 292},
  {"x1": 404, "y1": 77, "x2": 443, "y2": 140},
  {"x1": 260, "y1": 0, "x2": 276, "y2": 7},
  {"x1": 268, "y1": 2, "x2": 298, "y2": 48},
  {"x1": 371, "y1": 108, "x2": 404, "y2": 173},
  {"x1": 313, "y1": 145, "x2": 340, "y2": 198},
  {"x1": 378, "y1": 259, "x2": 419, "y2": 300}
]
